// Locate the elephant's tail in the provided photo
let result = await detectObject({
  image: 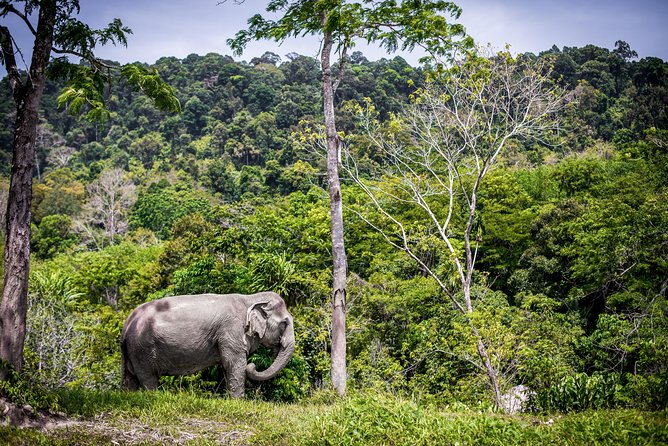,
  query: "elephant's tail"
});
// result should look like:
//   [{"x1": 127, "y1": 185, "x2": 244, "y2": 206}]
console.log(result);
[{"x1": 120, "y1": 337, "x2": 139, "y2": 390}]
